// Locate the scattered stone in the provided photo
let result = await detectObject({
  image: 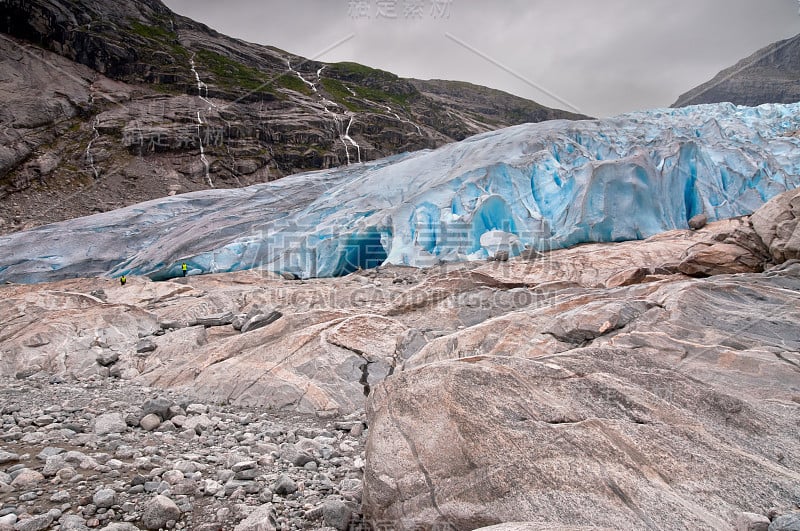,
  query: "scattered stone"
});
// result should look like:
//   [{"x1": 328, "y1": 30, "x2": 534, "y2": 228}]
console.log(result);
[
  {"x1": 136, "y1": 339, "x2": 157, "y2": 354},
  {"x1": 183, "y1": 414, "x2": 213, "y2": 434},
  {"x1": 139, "y1": 413, "x2": 162, "y2": 431},
  {"x1": 93, "y1": 488, "x2": 116, "y2": 509},
  {"x1": 140, "y1": 495, "x2": 181, "y2": 530},
  {"x1": 688, "y1": 213, "x2": 709, "y2": 230},
  {"x1": 273, "y1": 475, "x2": 297, "y2": 496},
  {"x1": 11, "y1": 513, "x2": 53, "y2": 531},
  {"x1": 0, "y1": 451, "x2": 18, "y2": 464},
  {"x1": 11, "y1": 468, "x2": 45, "y2": 489},
  {"x1": 281, "y1": 445, "x2": 315, "y2": 467},
  {"x1": 93, "y1": 412, "x2": 127, "y2": 435},
  {"x1": 42, "y1": 455, "x2": 69, "y2": 477},
  {"x1": 141, "y1": 397, "x2": 174, "y2": 421},
  {"x1": 35, "y1": 447, "x2": 63, "y2": 461},
  {"x1": 95, "y1": 351, "x2": 119, "y2": 367},
  {"x1": 100, "y1": 524, "x2": 139, "y2": 531},
  {"x1": 33, "y1": 414, "x2": 55, "y2": 426},
  {"x1": 158, "y1": 420, "x2": 176, "y2": 432},
  {"x1": 50, "y1": 490, "x2": 71, "y2": 503},
  {"x1": 494, "y1": 250, "x2": 510, "y2": 262},
  {"x1": 159, "y1": 320, "x2": 186, "y2": 330},
  {"x1": 185, "y1": 403, "x2": 208, "y2": 415},
  {"x1": 322, "y1": 499, "x2": 352, "y2": 531},
  {"x1": 57, "y1": 515, "x2": 89, "y2": 531},
  {"x1": 233, "y1": 504, "x2": 276, "y2": 531},
  {"x1": 231, "y1": 314, "x2": 248, "y2": 331}
]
